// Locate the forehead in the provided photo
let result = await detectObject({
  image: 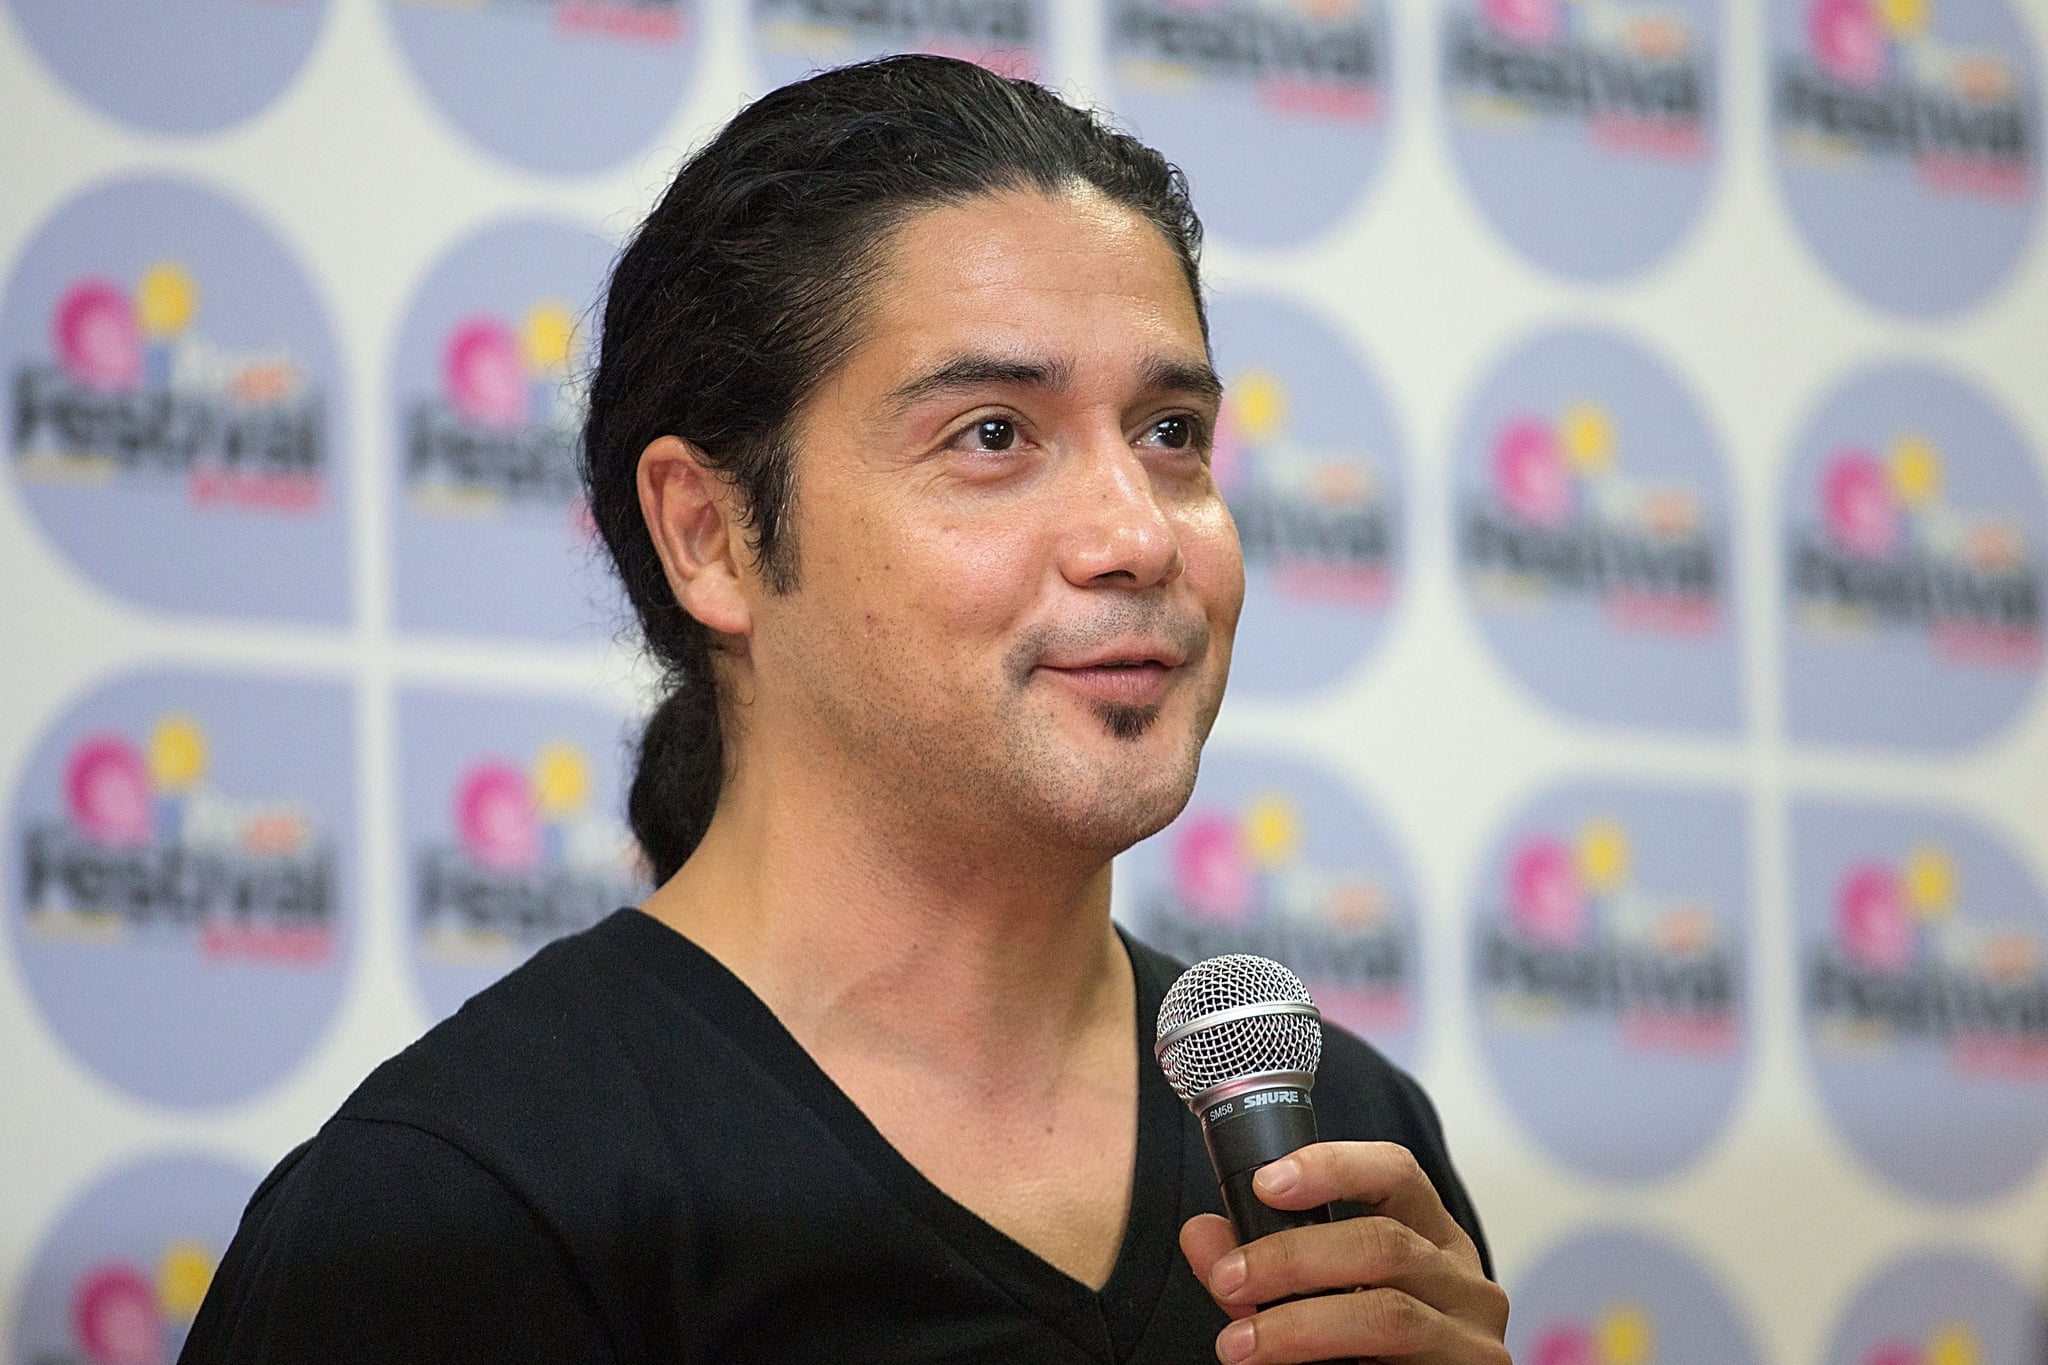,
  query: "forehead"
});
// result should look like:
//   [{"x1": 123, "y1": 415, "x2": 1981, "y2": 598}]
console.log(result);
[{"x1": 836, "y1": 186, "x2": 1208, "y2": 403}]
